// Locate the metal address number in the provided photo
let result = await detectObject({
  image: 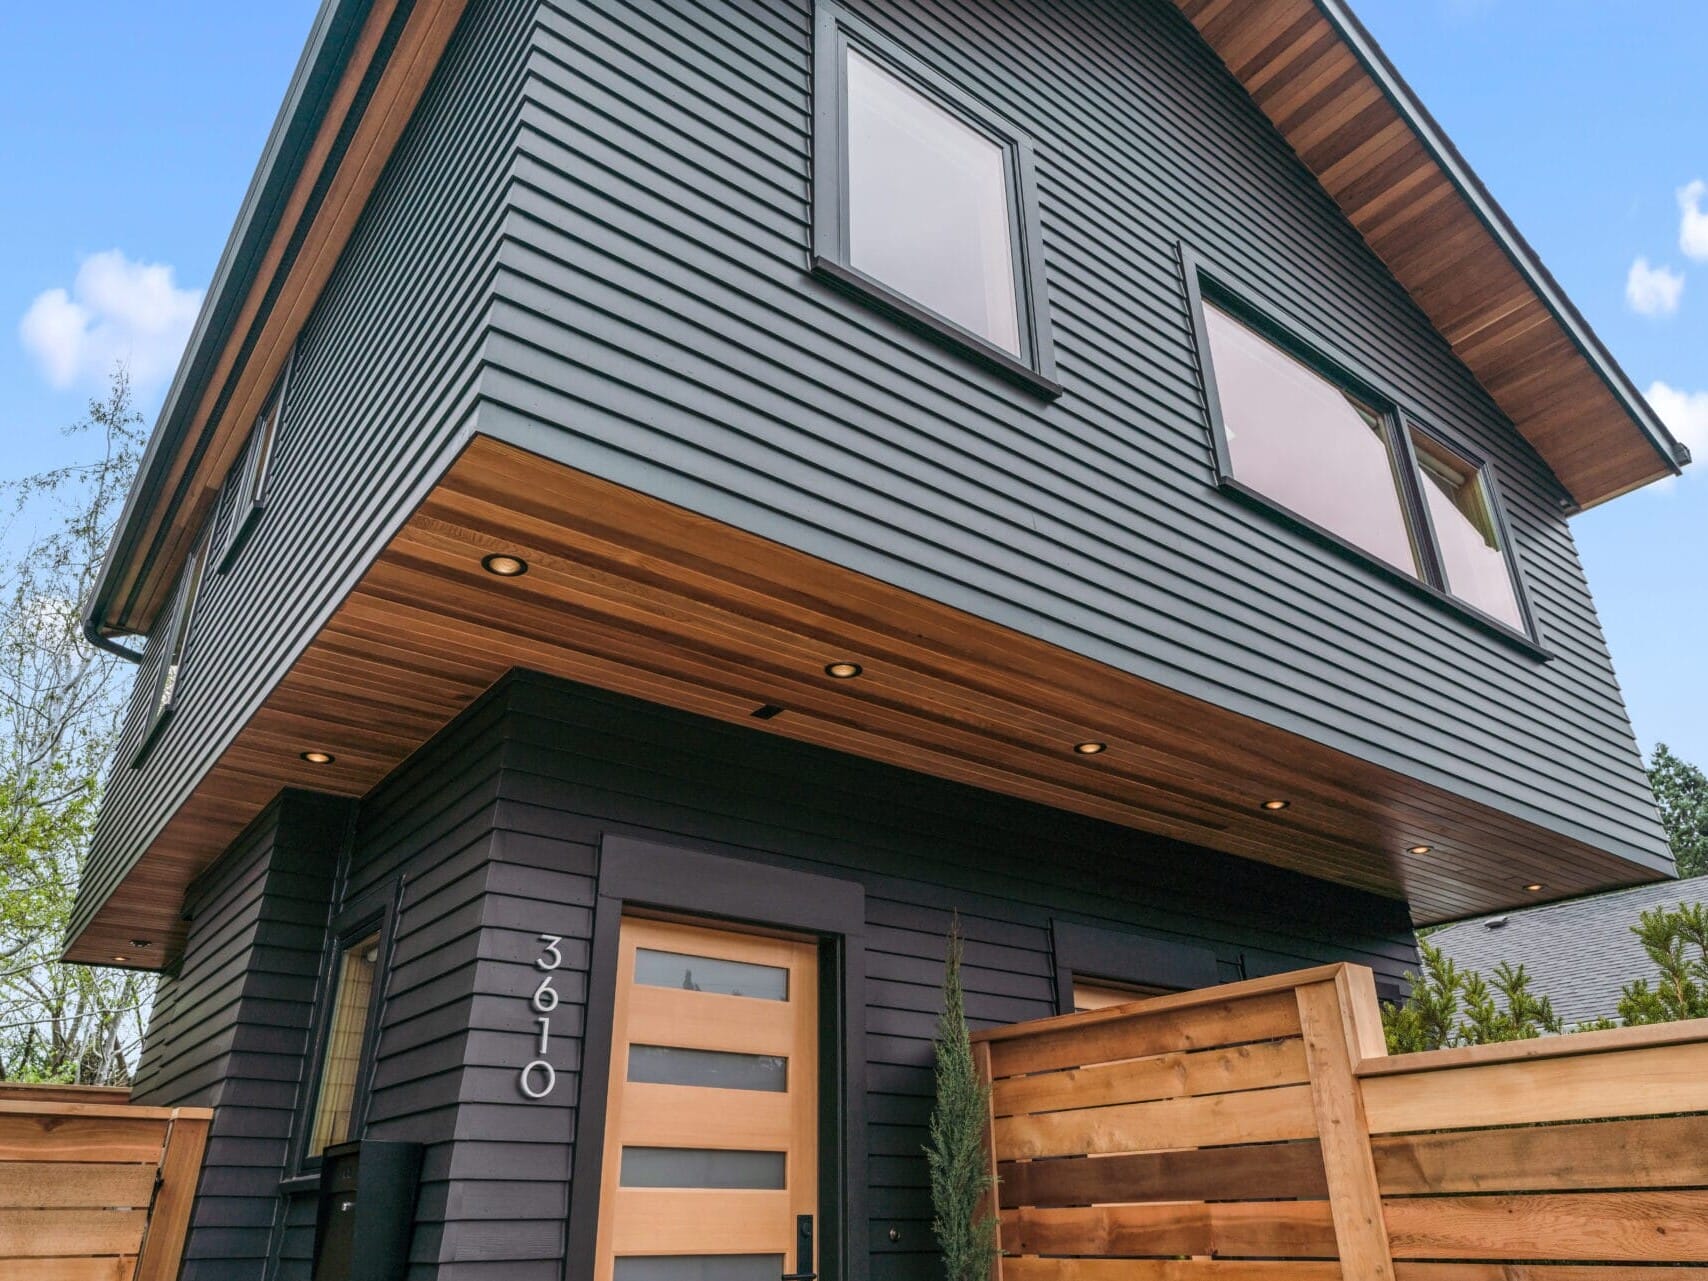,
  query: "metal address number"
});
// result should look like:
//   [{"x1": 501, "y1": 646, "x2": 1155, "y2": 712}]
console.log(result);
[{"x1": 519, "y1": 934, "x2": 562, "y2": 1099}]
